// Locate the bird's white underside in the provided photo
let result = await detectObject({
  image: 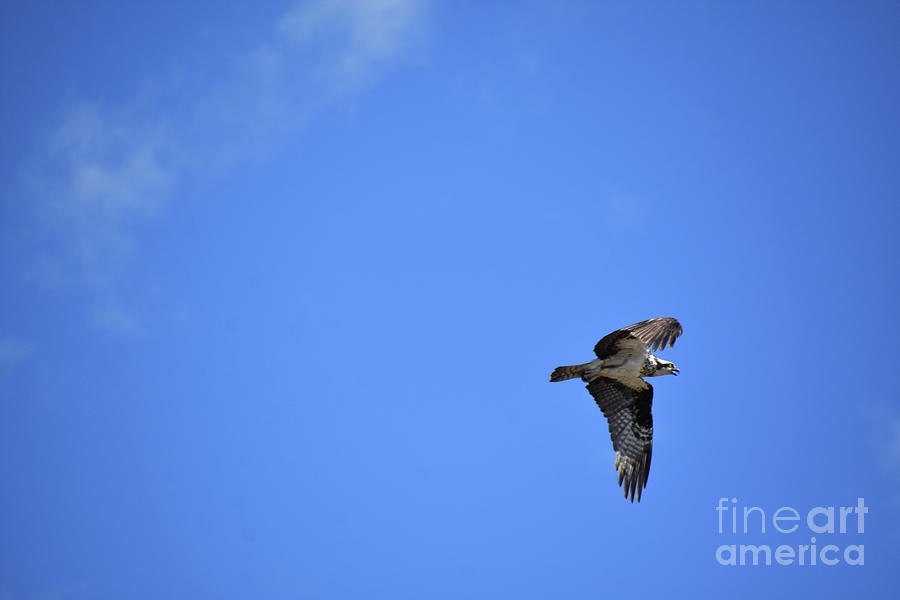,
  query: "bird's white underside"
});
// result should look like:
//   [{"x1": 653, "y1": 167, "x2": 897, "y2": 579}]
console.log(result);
[{"x1": 583, "y1": 344, "x2": 651, "y2": 390}]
